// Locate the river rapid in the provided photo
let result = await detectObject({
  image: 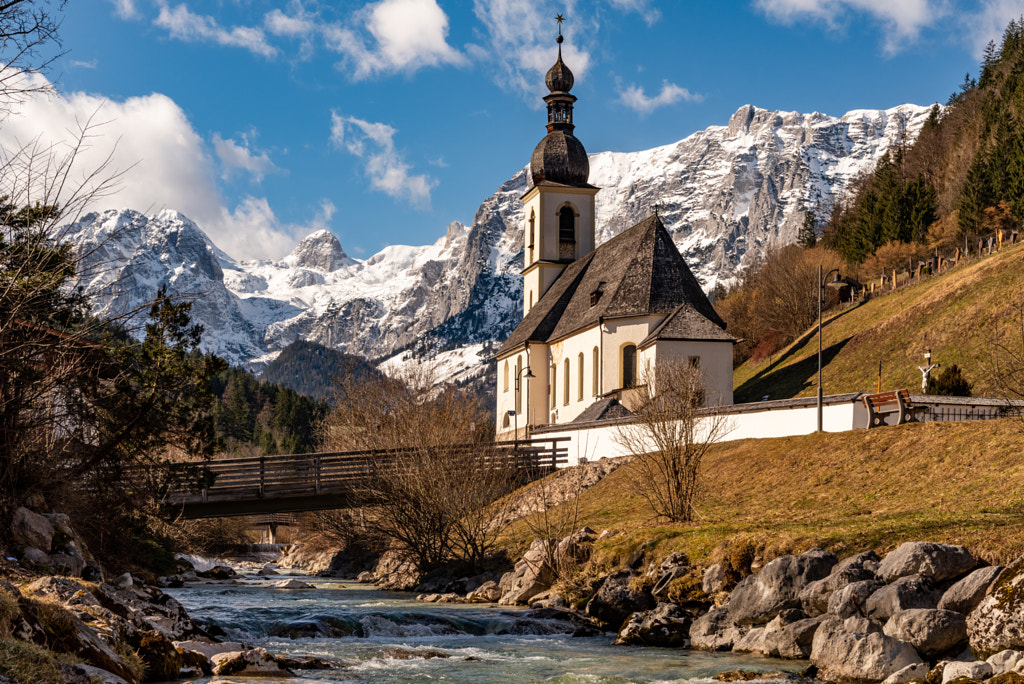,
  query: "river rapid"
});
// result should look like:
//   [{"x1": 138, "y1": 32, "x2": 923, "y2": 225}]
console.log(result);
[{"x1": 167, "y1": 571, "x2": 805, "y2": 684}]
